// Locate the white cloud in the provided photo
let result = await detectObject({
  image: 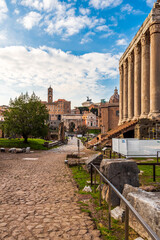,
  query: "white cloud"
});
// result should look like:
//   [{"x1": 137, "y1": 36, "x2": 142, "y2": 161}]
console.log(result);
[
  {"x1": 121, "y1": 4, "x2": 144, "y2": 15},
  {"x1": 96, "y1": 25, "x2": 108, "y2": 31},
  {"x1": 14, "y1": 9, "x2": 20, "y2": 15},
  {"x1": 0, "y1": 46, "x2": 120, "y2": 106},
  {"x1": 80, "y1": 32, "x2": 95, "y2": 44},
  {"x1": 0, "y1": 0, "x2": 8, "y2": 23},
  {"x1": 18, "y1": 0, "x2": 106, "y2": 38},
  {"x1": 79, "y1": 7, "x2": 90, "y2": 15},
  {"x1": 18, "y1": 11, "x2": 42, "y2": 30},
  {"x1": 89, "y1": 0, "x2": 123, "y2": 10},
  {"x1": 116, "y1": 38, "x2": 128, "y2": 46},
  {"x1": 121, "y1": 4, "x2": 133, "y2": 13},
  {"x1": 146, "y1": 0, "x2": 155, "y2": 7},
  {"x1": 44, "y1": 8, "x2": 105, "y2": 37}
]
